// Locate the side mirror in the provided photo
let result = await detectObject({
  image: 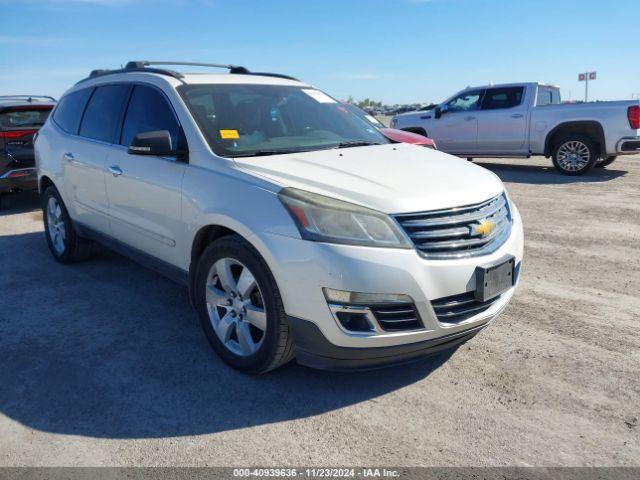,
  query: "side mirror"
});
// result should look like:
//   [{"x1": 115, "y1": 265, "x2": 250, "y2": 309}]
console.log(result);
[
  {"x1": 128, "y1": 130, "x2": 184, "y2": 158},
  {"x1": 434, "y1": 106, "x2": 443, "y2": 119}
]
